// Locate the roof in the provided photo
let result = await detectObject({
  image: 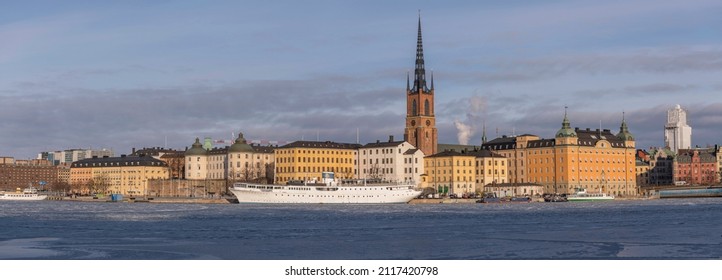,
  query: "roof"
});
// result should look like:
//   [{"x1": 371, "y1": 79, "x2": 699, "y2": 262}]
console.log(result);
[
  {"x1": 185, "y1": 138, "x2": 207, "y2": 156},
  {"x1": 251, "y1": 145, "x2": 276, "y2": 154},
  {"x1": 574, "y1": 128, "x2": 626, "y2": 147},
  {"x1": 437, "y1": 143, "x2": 477, "y2": 152},
  {"x1": 362, "y1": 140, "x2": 407, "y2": 148},
  {"x1": 404, "y1": 148, "x2": 420, "y2": 155},
  {"x1": 229, "y1": 133, "x2": 254, "y2": 153},
  {"x1": 482, "y1": 136, "x2": 517, "y2": 150},
  {"x1": 71, "y1": 155, "x2": 167, "y2": 168},
  {"x1": 425, "y1": 150, "x2": 475, "y2": 158},
  {"x1": 280, "y1": 141, "x2": 361, "y2": 150}
]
